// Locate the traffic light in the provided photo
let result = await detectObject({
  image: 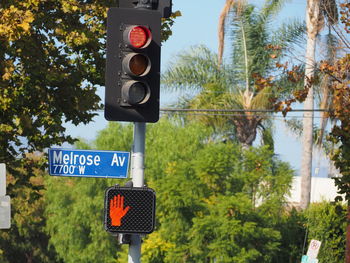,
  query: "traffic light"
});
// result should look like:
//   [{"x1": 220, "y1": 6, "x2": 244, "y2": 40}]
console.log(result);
[
  {"x1": 105, "y1": 7, "x2": 161, "y2": 123},
  {"x1": 104, "y1": 186, "x2": 156, "y2": 234}
]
